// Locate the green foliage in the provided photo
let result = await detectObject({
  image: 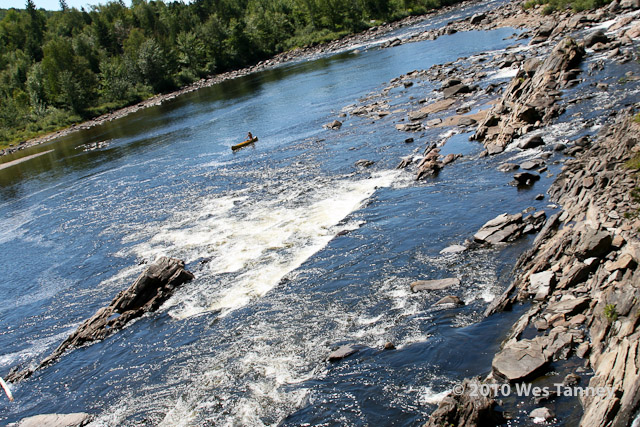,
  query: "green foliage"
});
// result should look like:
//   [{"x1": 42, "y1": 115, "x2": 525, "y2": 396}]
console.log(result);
[
  {"x1": 604, "y1": 304, "x2": 618, "y2": 323},
  {"x1": 0, "y1": 0, "x2": 460, "y2": 148},
  {"x1": 521, "y1": 0, "x2": 612, "y2": 13}
]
